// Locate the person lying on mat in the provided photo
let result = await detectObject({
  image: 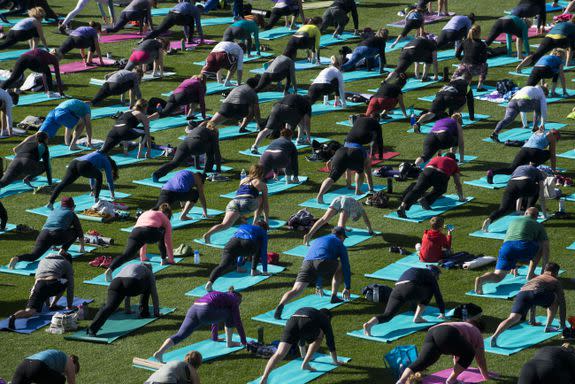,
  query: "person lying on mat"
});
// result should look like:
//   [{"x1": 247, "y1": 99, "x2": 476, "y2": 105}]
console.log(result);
[
  {"x1": 53, "y1": 22, "x2": 105, "y2": 66},
  {"x1": 342, "y1": 28, "x2": 388, "y2": 72},
  {"x1": 35, "y1": 98, "x2": 92, "y2": 150},
  {"x1": 363, "y1": 266, "x2": 445, "y2": 336},
  {"x1": 283, "y1": 17, "x2": 322, "y2": 64},
  {"x1": 91, "y1": 68, "x2": 144, "y2": 108},
  {"x1": 320, "y1": 0, "x2": 359, "y2": 38},
  {"x1": 253, "y1": 54, "x2": 298, "y2": 94},
  {"x1": 144, "y1": 0, "x2": 204, "y2": 44},
  {"x1": 525, "y1": 49, "x2": 569, "y2": 97},
  {"x1": 436, "y1": 14, "x2": 475, "y2": 50},
  {"x1": 264, "y1": 0, "x2": 304, "y2": 30},
  {"x1": 257, "y1": 129, "x2": 300, "y2": 183},
  {"x1": 397, "y1": 321, "x2": 490, "y2": 384},
  {"x1": 160, "y1": 74, "x2": 207, "y2": 120},
  {"x1": 223, "y1": 18, "x2": 261, "y2": 56},
  {"x1": 345, "y1": 112, "x2": 383, "y2": 181},
  {"x1": 390, "y1": 8, "x2": 425, "y2": 49},
  {"x1": 453, "y1": 25, "x2": 489, "y2": 91},
  {"x1": 59, "y1": 0, "x2": 115, "y2": 34},
  {"x1": 510, "y1": 0, "x2": 548, "y2": 35},
  {"x1": 484, "y1": 15, "x2": 532, "y2": 59},
  {"x1": 153, "y1": 288, "x2": 247, "y2": 363},
  {"x1": 418, "y1": 216, "x2": 453, "y2": 262},
  {"x1": 396, "y1": 153, "x2": 465, "y2": 219},
  {"x1": 7, "y1": 251, "x2": 75, "y2": 329},
  {"x1": 8, "y1": 197, "x2": 84, "y2": 269},
  {"x1": 476, "y1": 207, "x2": 549, "y2": 295},
  {"x1": 144, "y1": 351, "x2": 202, "y2": 384},
  {"x1": 274, "y1": 227, "x2": 351, "y2": 319},
  {"x1": 387, "y1": 36, "x2": 438, "y2": 81},
  {"x1": 414, "y1": 114, "x2": 465, "y2": 167},
  {"x1": 201, "y1": 41, "x2": 246, "y2": 86},
  {"x1": 490, "y1": 262, "x2": 566, "y2": 347},
  {"x1": 11, "y1": 350, "x2": 79, "y2": 384},
  {"x1": 0, "y1": 7, "x2": 48, "y2": 51},
  {"x1": 0, "y1": 88, "x2": 17, "y2": 137},
  {"x1": 259, "y1": 308, "x2": 345, "y2": 383},
  {"x1": 307, "y1": 56, "x2": 346, "y2": 107},
  {"x1": 154, "y1": 170, "x2": 208, "y2": 221},
  {"x1": 366, "y1": 73, "x2": 408, "y2": 118},
  {"x1": 125, "y1": 37, "x2": 170, "y2": 78},
  {"x1": 316, "y1": 146, "x2": 372, "y2": 204},
  {"x1": 87, "y1": 262, "x2": 160, "y2": 336},
  {"x1": 518, "y1": 344, "x2": 575, "y2": 383},
  {"x1": 205, "y1": 220, "x2": 269, "y2": 292},
  {"x1": 203, "y1": 164, "x2": 269, "y2": 244},
  {"x1": 104, "y1": 0, "x2": 154, "y2": 34},
  {"x1": 250, "y1": 94, "x2": 312, "y2": 152},
  {"x1": 104, "y1": 204, "x2": 174, "y2": 281}
]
